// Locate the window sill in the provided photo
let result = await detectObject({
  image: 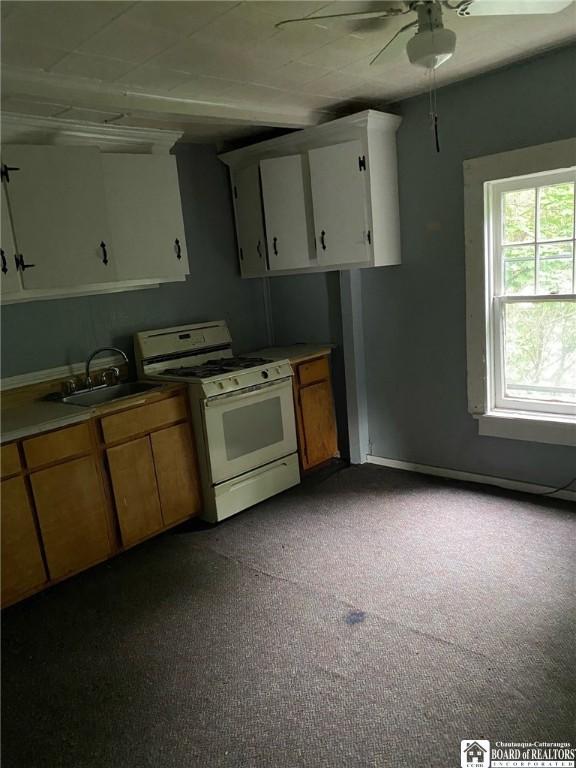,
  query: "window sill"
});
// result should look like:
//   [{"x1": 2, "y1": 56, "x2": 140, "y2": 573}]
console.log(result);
[{"x1": 476, "y1": 411, "x2": 576, "y2": 447}]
